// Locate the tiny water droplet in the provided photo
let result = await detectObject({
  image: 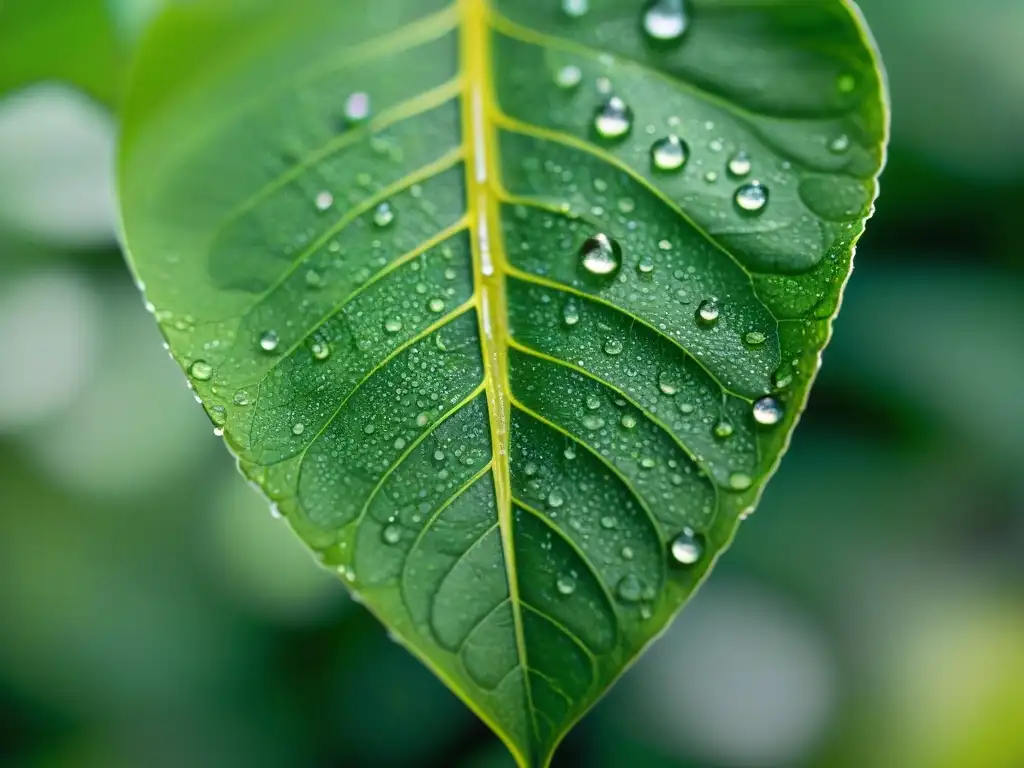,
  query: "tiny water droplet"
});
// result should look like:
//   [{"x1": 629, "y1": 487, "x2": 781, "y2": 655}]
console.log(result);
[
  {"x1": 650, "y1": 135, "x2": 689, "y2": 171},
  {"x1": 189, "y1": 360, "x2": 213, "y2": 381},
  {"x1": 603, "y1": 337, "x2": 624, "y2": 356},
  {"x1": 259, "y1": 330, "x2": 280, "y2": 353},
  {"x1": 642, "y1": 0, "x2": 688, "y2": 42},
  {"x1": 382, "y1": 524, "x2": 402, "y2": 545},
  {"x1": 658, "y1": 371, "x2": 680, "y2": 396},
  {"x1": 752, "y1": 396, "x2": 784, "y2": 426},
  {"x1": 315, "y1": 191, "x2": 334, "y2": 211},
  {"x1": 730, "y1": 472, "x2": 753, "y2": 491},
  {"x1": 727, "y1": 151, "x2": 752, "y2": 178},
  {"x1": 704, "y1": 170, "x2": 719, "y2": 183},
  {"x1": 640, "y1": 457, "x2": 656, "y2": 469},
  {"x1": 292, "y1": 423, "x2": 305, "y2": 436},
  {"x1": 713, "y1": 419, "x2": 733, "y2": 439},
  {"x1": 556, "y1": 64, "x2": 583, "y2": 89},
  {"x1": 344, "y1": 91, "x2": 371, "y2": 122},
  {"x1": 311, "y1": 340, "x2": 331, "y2": 360},
  {"x1": 548, "y1": 489, "x2": 565, "y2": 508},
  {"x1": 579, "y1": 232, "x2": 622, "y2": 277},
  {"x1": 428, "y1": 298, "x2": 446, "y2": 313},
  {"x1": 696, "y1": 298, "x2": 720, "y2": 325},
  {"x1": 593, "y1": 97, "x2": 633, "y2": 140},
  {"x1": 670, "y1": 528, "x2": 704, "y2": 565},
  {"x1": 829, "y1": 134, "x2": 851, "y2": 154},
  {"x1": 562, "y1": 0, "x2": 588, "y2": 18},
  {"x1": 384, "y1": 317, "x2": 403, "y2": 333},
  {"x1": 556, "y1": 573, "x2": 577, "y2": 595},
  {"x1": 735, "y1": 181, "x2": 769, "y2": 213},
  {"x1": 617, "y1": 574, "x2": 644, "y2": 603},
  {"x1": 621, "y1": 545, "x2": 634, "y2": 560},
  {"x1": 373, "y1": 201, "x2": 395, "y2": 227}
]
